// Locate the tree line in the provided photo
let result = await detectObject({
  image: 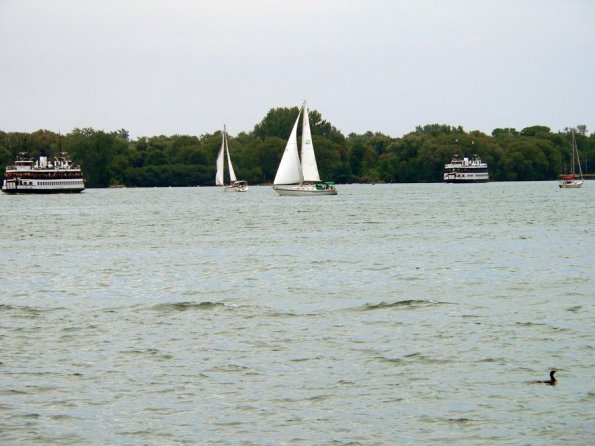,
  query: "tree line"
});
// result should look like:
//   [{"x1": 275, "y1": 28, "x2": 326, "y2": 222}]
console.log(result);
[{"x1": 1, "y1": 107, "x2": 593, "y2": 188}]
